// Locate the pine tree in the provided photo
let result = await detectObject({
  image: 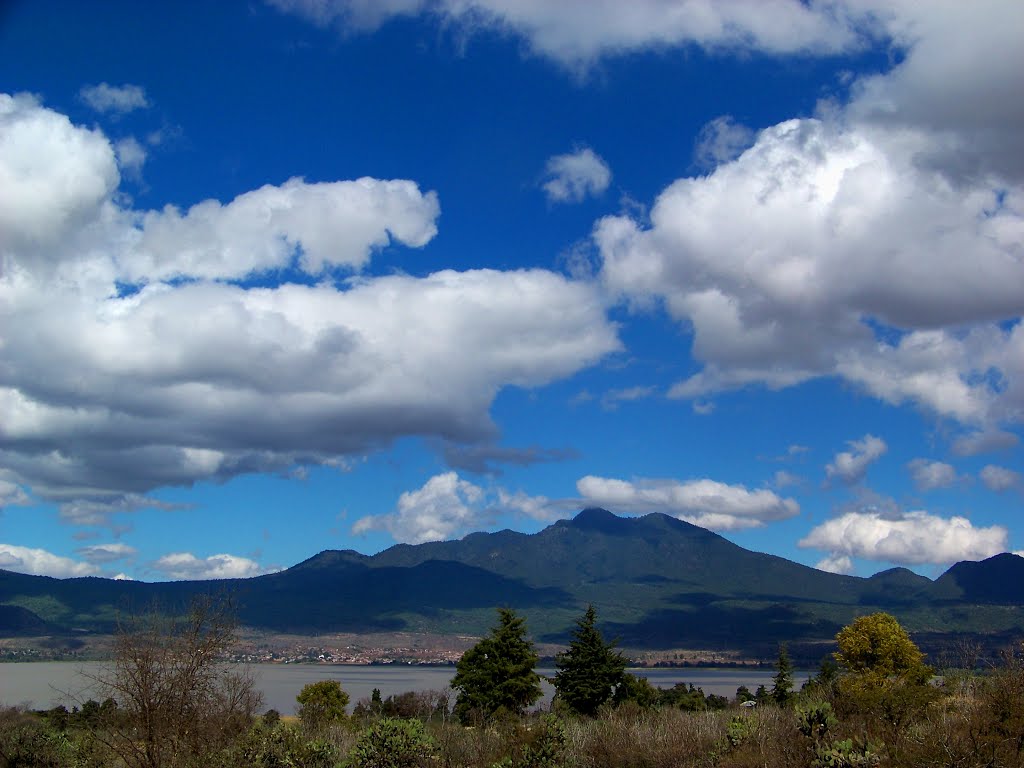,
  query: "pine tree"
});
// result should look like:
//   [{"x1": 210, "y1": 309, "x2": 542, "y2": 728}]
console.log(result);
[
  {"x1": 553, "y1": 604, "x2": 627, "y2": 716},
  {"x1": 451, "y1": 607, "x2": 543, "y2": 723},
  {"x1": 771, "y1": 642, "x2": 794, "y2": 705}
]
